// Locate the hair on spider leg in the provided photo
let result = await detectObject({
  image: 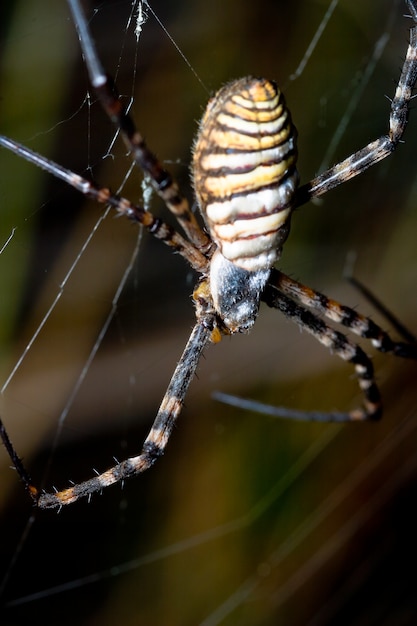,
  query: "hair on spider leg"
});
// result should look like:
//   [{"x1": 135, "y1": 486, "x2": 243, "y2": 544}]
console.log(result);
[
  {"x1": 213, "y1": 271, "x2": 417, "y2": 422},
  {"x1": 343, "y1": 257, "x2": 417, "y2": 345},
  {"x1": 1, "y1": 0, "x2": 417, "y2": 508}
]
